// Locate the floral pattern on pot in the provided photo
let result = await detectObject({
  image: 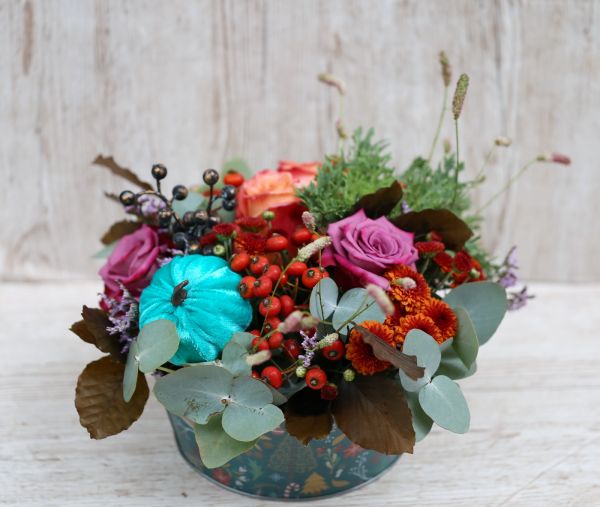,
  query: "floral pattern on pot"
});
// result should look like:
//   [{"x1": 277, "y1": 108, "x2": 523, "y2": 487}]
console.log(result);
[{"x1": 168, "y1": 413, "x2": 400, "y2": 500}]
